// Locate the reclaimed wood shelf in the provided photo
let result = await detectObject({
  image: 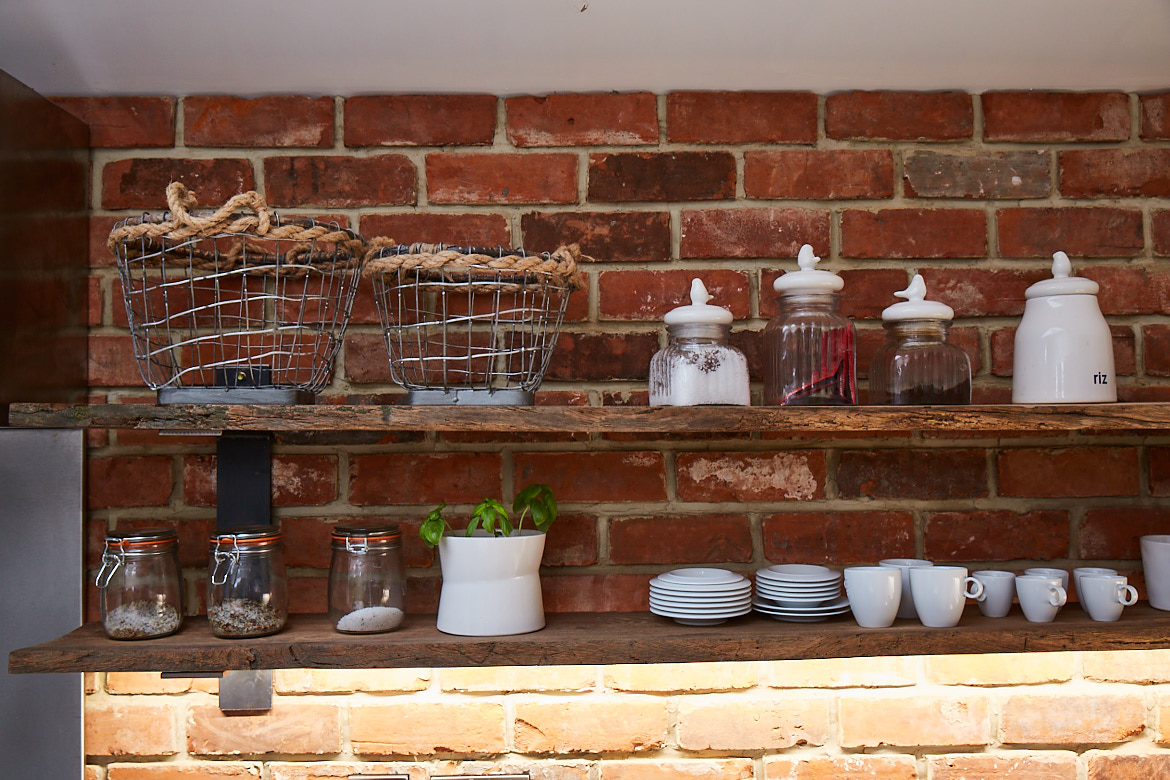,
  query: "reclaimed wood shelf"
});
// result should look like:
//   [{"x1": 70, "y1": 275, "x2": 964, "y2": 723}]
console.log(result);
[
  {"x1": 12, "y1": 605, "x2": 1170, "y2": 674},
  {"x1": 10, "y1": 401, "x2": 1170, "y2": 435}
]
